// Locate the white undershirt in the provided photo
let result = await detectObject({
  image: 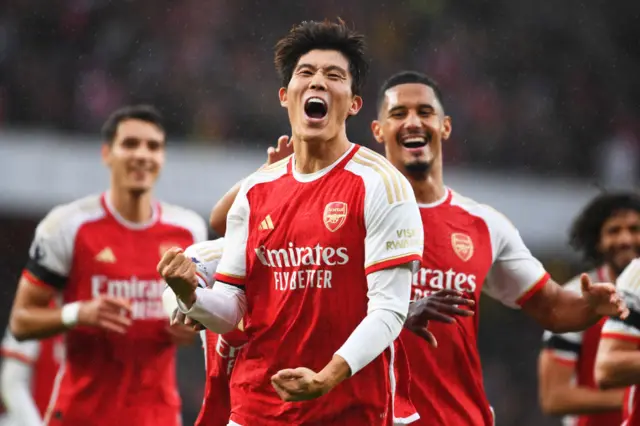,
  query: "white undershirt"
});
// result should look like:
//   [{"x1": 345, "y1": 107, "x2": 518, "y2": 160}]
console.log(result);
[
  {"x1": 0, "y1": 357, "x2": 42, "y2": 426},
  {"x1": 177, "y1": 264, "x2": 411, "y2": 375}
]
